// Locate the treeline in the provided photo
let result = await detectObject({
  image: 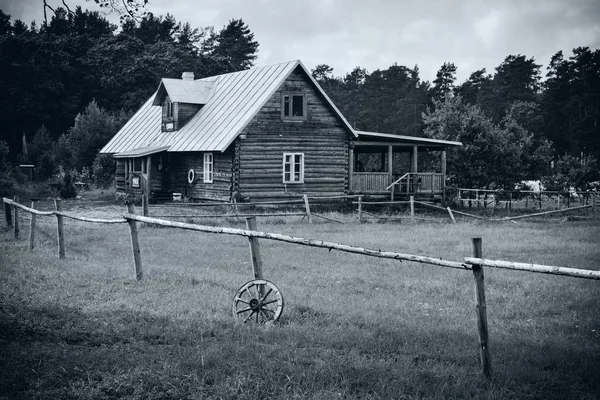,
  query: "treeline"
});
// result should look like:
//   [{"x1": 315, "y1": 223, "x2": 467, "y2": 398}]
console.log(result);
[
  {"x1": 312, "y1": 51, "x2": 600, "y2": 190},
  {"x1": 1, "y1": 5, "x2": 598, "y2": 194},
  {"x1": 0, "y1": 6, "x2": 258, "y2": 194}
]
